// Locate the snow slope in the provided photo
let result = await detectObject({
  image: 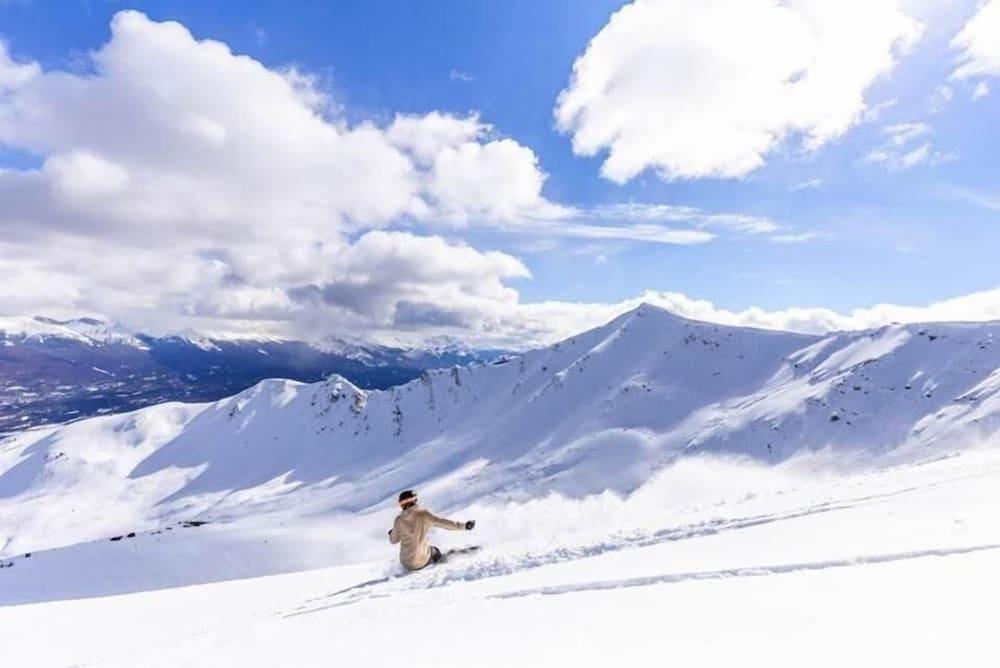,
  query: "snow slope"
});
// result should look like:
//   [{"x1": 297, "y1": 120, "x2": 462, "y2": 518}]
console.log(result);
[
  {"x1": 1, "y1": 304, "x2": 999, "y2": 665},
  {"x1": 2, "y1": 443, "x2": 999, "y2": 666},
  {"x1": 3, "y1": 305, "x2": 1000, "y2": 561}
]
